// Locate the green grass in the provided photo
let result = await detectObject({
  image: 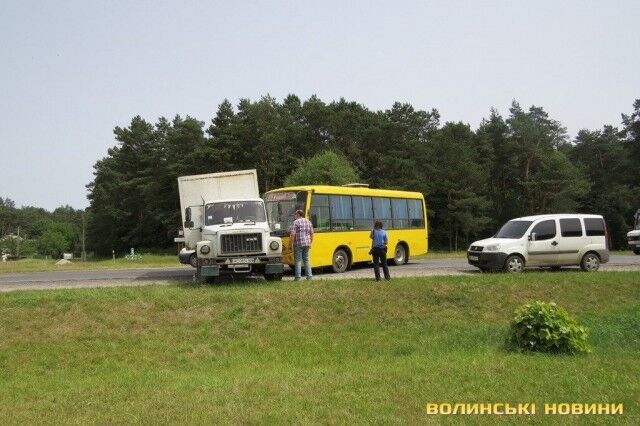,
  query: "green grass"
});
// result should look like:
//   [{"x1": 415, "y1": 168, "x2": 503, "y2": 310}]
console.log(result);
[
  {"x1": 1, "y1": 272, "x2": 638, "y2": 424},
  {"x1": 0, "y1": 254, "x2": 182, "y2": 273},
  {"x1": 421, "y1": 250, "x2": 467, "y2": 259}
]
